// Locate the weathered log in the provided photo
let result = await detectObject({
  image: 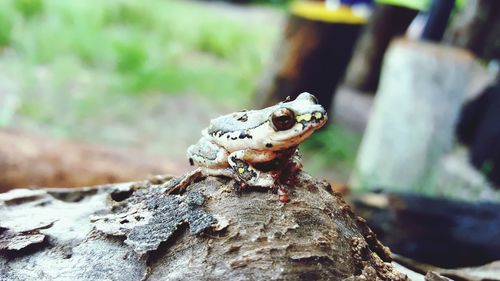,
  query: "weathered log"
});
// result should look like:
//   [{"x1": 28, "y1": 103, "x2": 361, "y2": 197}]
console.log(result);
[
  {"x1": 350, "y1": 39, "x2": 477, "y2": 193},
  {"x1": 0, "y1": 129, "x2": 179, "y2": 193},
  {"x1": 0, "y1": 172, "x2": 408, "y2": 280}
]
